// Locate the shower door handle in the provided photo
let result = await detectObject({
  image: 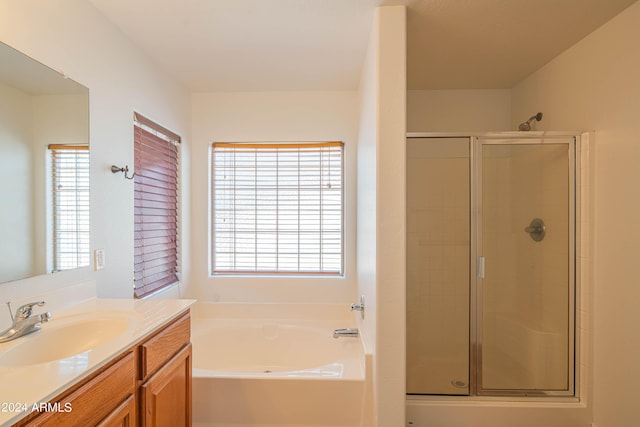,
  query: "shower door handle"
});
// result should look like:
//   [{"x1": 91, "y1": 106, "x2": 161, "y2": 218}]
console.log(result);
[{"x1": 477, "y1": 256, "x2": 485, "y2": 278}]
